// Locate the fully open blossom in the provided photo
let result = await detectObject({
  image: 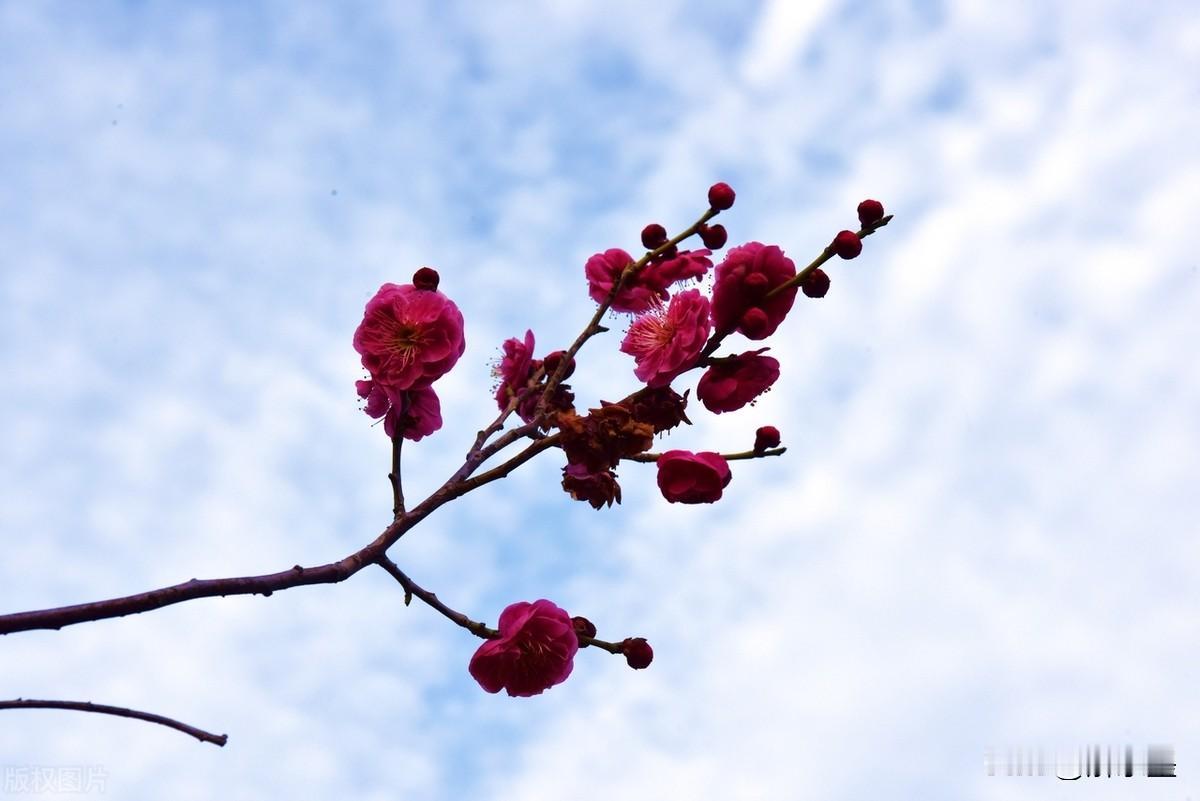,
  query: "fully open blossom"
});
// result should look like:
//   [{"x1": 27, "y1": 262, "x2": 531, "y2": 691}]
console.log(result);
[
  {"x1": 643, "y1": 248, "x2": 712, "y2": 287},
  {"x1": 354, "y1": 281, "x2": 466, "y2": 391},
  {"x1": 356, "y1": 381, "x2": 442, "y2": 441},
  {"x1": 469, "y1": 599, "x2": 579, "y2": 697},
  {"x1": 695, "y1": 349, "x2": 781, "y2": 414},
  {"x1": 656, "y1": 450, "x2": 732, "y2": 504},
  {"x1": 711, "y1": 242, "x2": 797, "y2": 340},
  {"x1": 561, "y1": 463, "x2": 622, "y2": 509},
  {"x1": 493, "y1": 329, "x2": 539, "y2": 413},
  {"x1": 620, "y1": 289, "x2": 711, "y2": 387},
  {"x1": 585, "y1": 248, "x2": 668, "y2": 313}
]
